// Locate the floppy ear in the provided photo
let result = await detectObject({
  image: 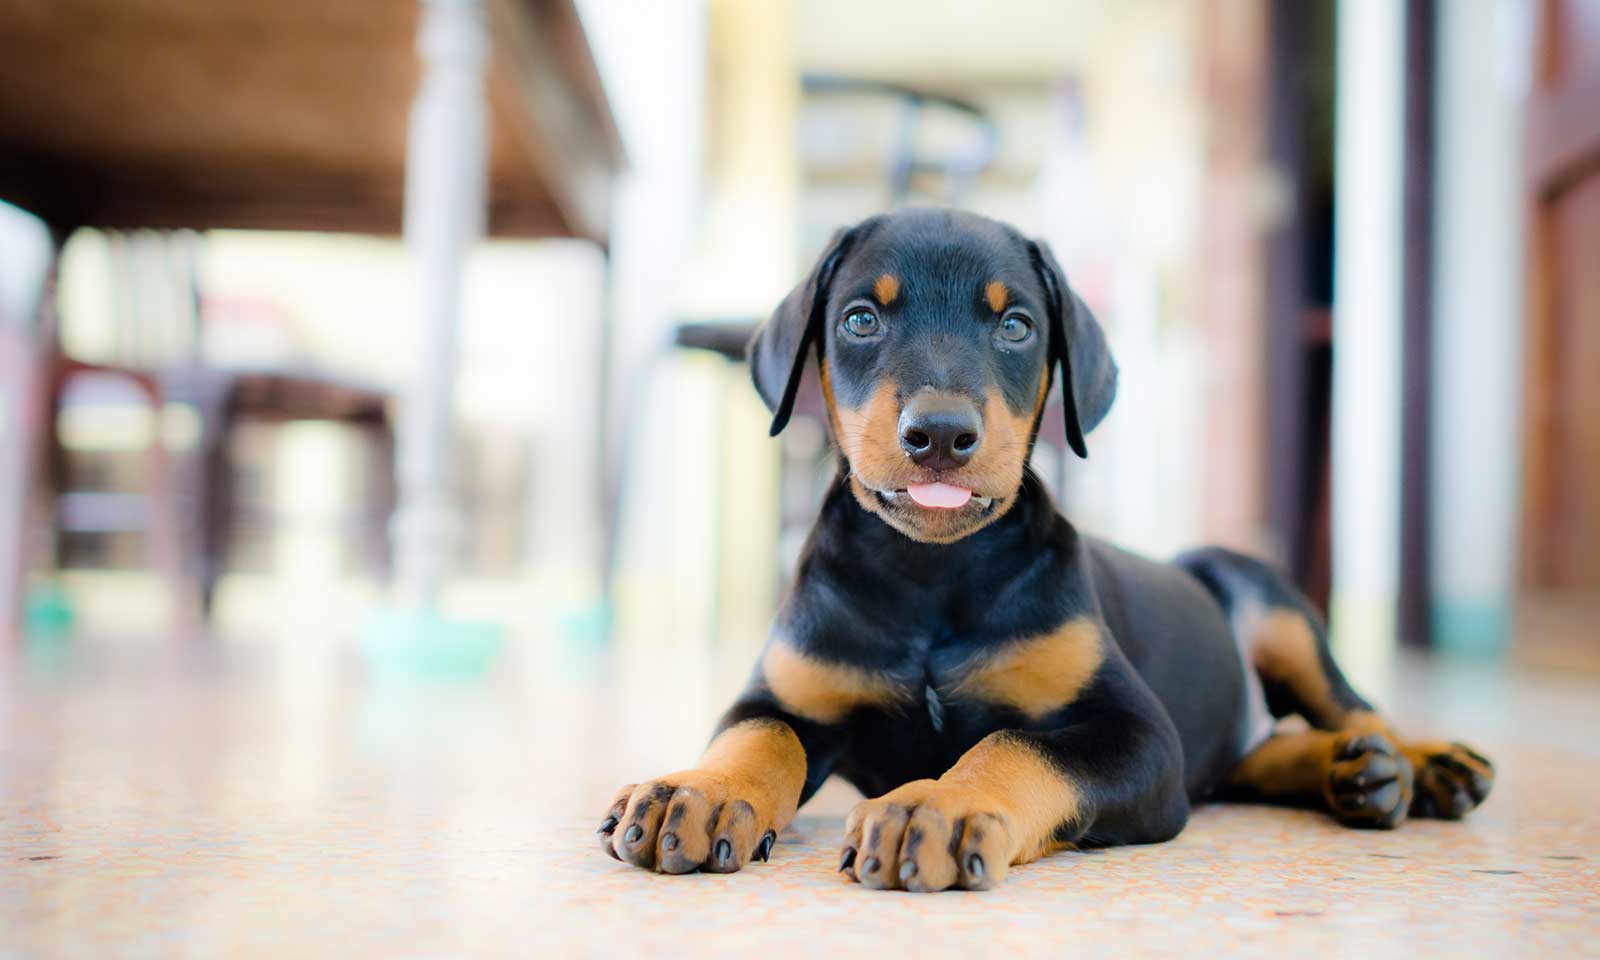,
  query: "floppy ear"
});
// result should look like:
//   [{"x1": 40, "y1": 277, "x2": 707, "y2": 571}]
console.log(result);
[
  {"x1": 747, "y1": 225, "x2": 862, "y2": 436},
  {"x1": 1027, "y1": 239, "x2": 1117, "y2": 459}
]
